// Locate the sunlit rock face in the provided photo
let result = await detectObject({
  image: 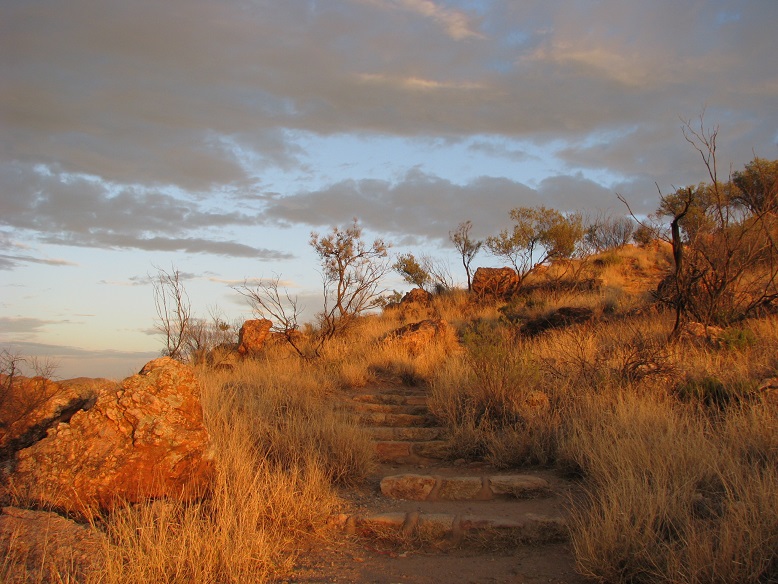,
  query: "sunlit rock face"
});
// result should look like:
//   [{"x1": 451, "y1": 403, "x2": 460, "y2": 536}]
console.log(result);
[
  {"x1": 471, "y1": 267, "x2": 519, "y2": 298},
  {"x1": 3, "y1": 357, "x2": 214, "y2": 517},
  {"x1": 237, "y1": 318, "x2": 273, "y2": 357}
]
